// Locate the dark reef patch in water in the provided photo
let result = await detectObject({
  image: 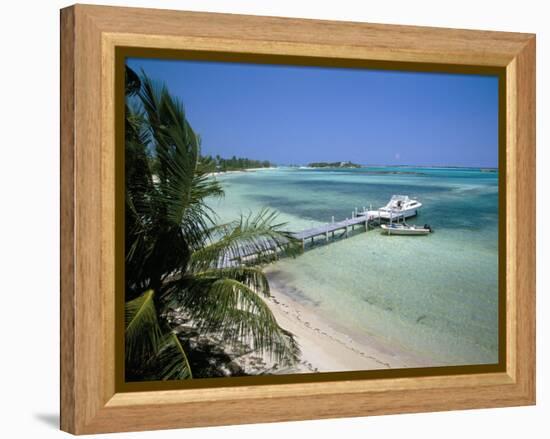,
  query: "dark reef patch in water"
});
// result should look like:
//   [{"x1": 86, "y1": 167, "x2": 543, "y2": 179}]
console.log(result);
[
  {"x1": 416, "y1": 315, "x2": 427, "y2": 324},
  {"x1": 362, "y1": 295, "x2": 395, "y2": 313},
  {"x1": 267, "y1": 270, "x2": 322, "y2": 307},
  {"x1": 251, "y1": 182, "x2": 450, "y2": 222},
  {"x1": 251, "y1": 182, "x2": 497, "y2": 233}
]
